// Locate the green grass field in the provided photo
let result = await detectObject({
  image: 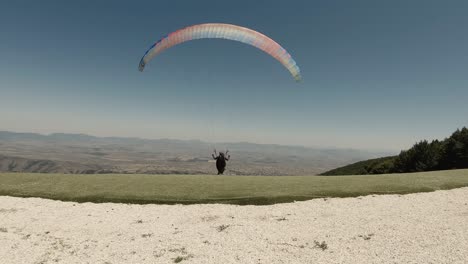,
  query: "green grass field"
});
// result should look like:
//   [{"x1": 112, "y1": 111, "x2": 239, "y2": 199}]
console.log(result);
[{"x1": 1, "y1": 169, "x2": 468, "y2": 205}]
